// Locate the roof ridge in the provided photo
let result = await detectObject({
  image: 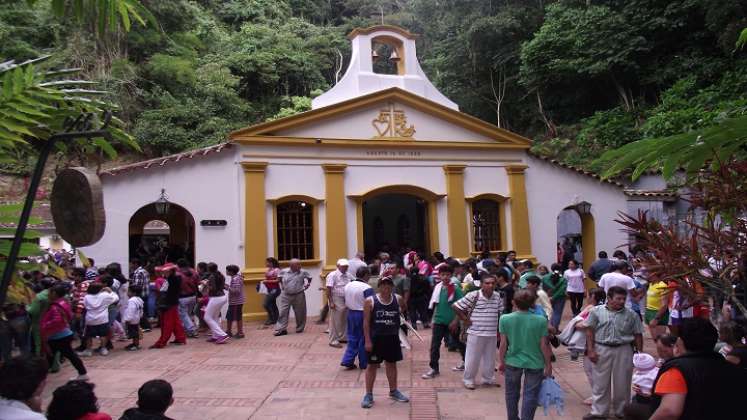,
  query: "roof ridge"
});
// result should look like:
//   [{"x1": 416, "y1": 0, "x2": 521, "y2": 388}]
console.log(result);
[{"x1": 100, "y1": 143, "x2": 232, "y2": 177}]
